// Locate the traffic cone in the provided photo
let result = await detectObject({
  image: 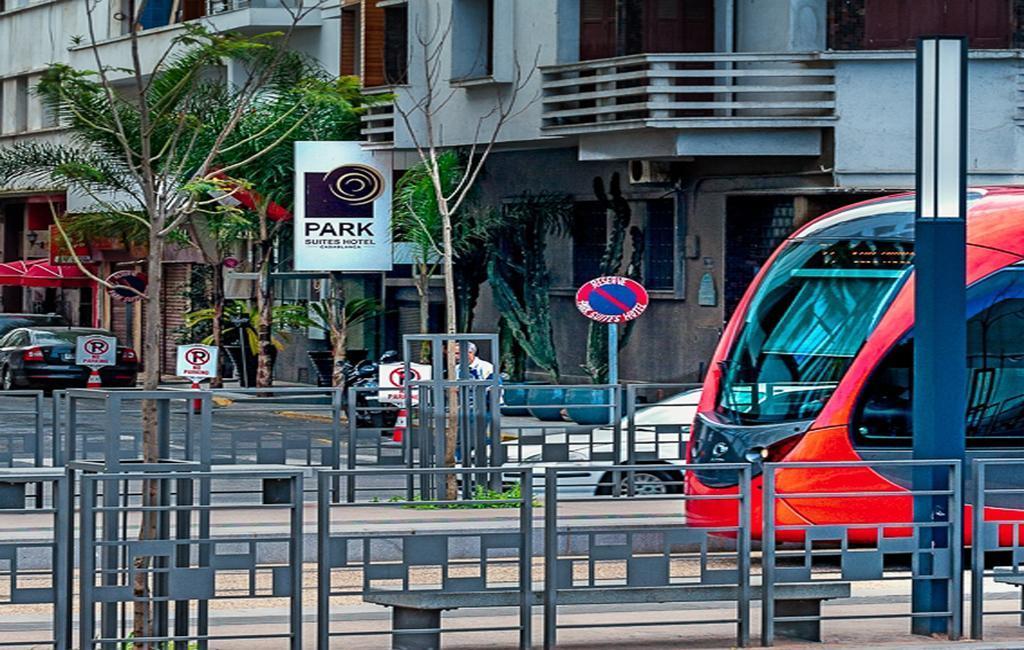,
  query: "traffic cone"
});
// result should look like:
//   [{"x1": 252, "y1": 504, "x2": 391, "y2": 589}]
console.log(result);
[
  {"x1": 86, "y1": 370, "x2": 102, "y2": 389},
  {"x1": 391, "y1": 409, "x2": 408, "y2": 443}
]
